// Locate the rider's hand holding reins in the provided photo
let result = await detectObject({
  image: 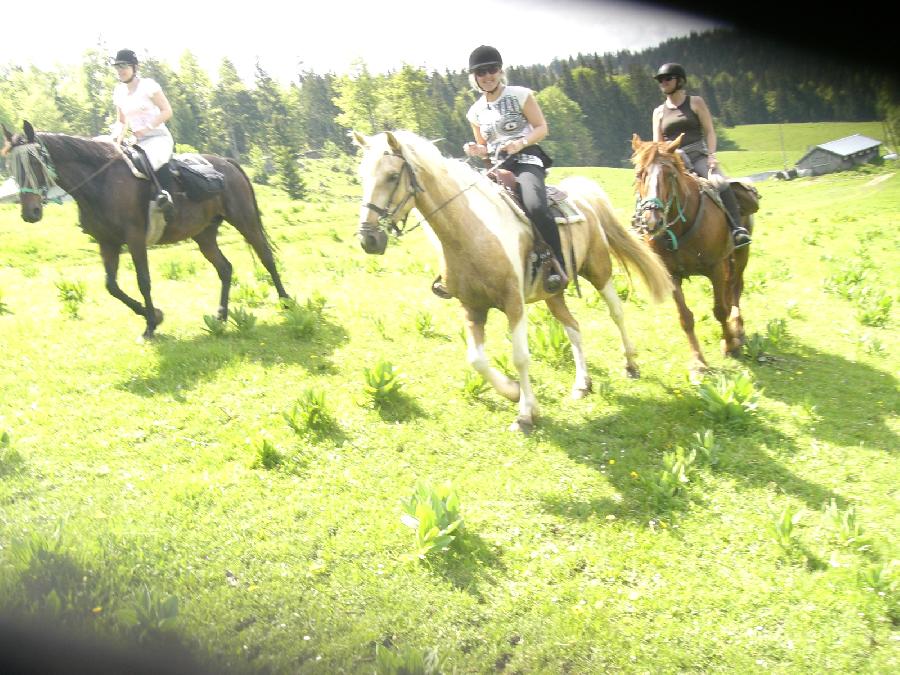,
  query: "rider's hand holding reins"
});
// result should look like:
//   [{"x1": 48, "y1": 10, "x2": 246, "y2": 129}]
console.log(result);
[{"x1": 464, "y1": 141, "x2": 488, "y2": 158}]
